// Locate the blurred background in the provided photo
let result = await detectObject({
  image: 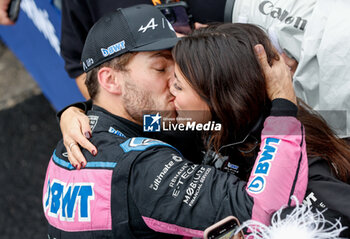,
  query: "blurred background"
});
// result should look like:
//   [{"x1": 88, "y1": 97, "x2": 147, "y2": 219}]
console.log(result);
[
  {"x1": 0, "y1": 39, "x2": 60, "y2": 238},
  {"x1": 1, "y1": 1, "x2": 348, "y2": 238},
  {"x1": 0, "y1": 0, "x2": 81, "y2": 237}
]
